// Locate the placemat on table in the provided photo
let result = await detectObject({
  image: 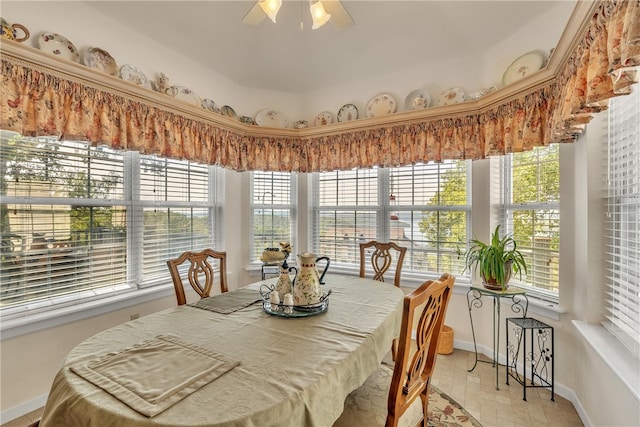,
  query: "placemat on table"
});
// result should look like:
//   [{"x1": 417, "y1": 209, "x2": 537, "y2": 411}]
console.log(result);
[
  {"x1": 71, "y1": 334, "x2": 239, "y2": 417},
  {"x1": 189, "y1": 288, "x2": 262, "y2": 314}
]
